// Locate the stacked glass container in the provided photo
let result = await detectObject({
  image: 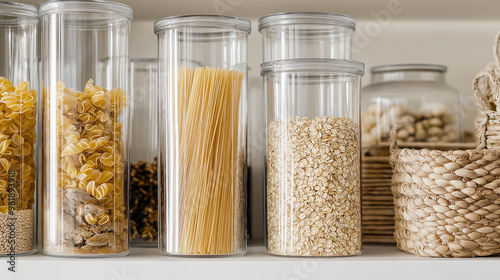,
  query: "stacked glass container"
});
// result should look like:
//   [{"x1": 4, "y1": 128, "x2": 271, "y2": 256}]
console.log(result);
[
  {"x1": 0, "y1": 1, "x2": 39, "y2": 256},
  {"x1": 129, "y1": 59, "x2": 158, "y2": 246},
  {"x1": 40, "y1": 0, "x2": 132, "y2": 257},
  {"x1": 155, "y1": 16, "x2": 250, "y2": 256},
  {"x1": 259, "y1": 12, "x2": 364, "y2": 256}
]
